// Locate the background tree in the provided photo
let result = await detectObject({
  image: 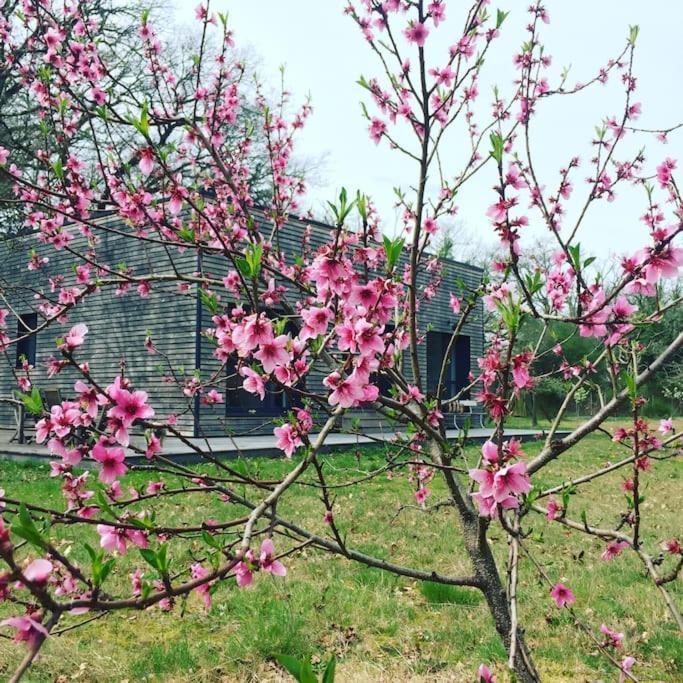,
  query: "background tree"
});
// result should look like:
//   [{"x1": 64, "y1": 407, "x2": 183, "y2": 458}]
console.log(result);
[{"x1": 0, "y1": 0, "x2": 283, "y2": 236}]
